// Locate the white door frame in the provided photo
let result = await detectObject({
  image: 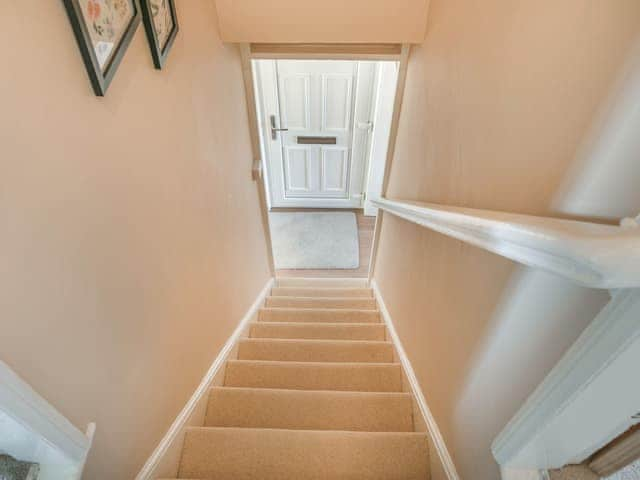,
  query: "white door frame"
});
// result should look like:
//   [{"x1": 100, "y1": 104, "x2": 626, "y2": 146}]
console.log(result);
[
  {"x1": 367, "y1": 44, "x2": 411, "y2": 281},
  {"x1": 350, "y1": 61, "x2": 380, "y2": 208},
  {"x1": 255, "y1": 60, "x2": 377, "y2": 209},
  {"x1": 239, "y1": 43, "x2": 411, "y2": 277},
  {"x1": 364, "y1": 61, "x2": 400, "y2": 216}
]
